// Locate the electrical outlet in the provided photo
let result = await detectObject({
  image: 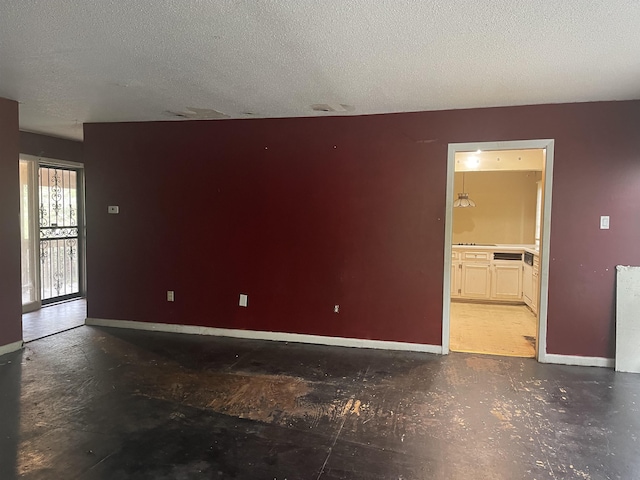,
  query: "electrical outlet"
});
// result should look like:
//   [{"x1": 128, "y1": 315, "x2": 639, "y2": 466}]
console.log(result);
[
  {"x1": 600, "y1": 215, "x2": 610, "y2": 230},
  {"x1": 334, "y1": 305, "x2": 339, "y2": 313},
  {"x1": 167, "y1": 290, "x2": 175, "y2": 302},
  {"x1": 239, "y1": 294, "x2": 248, "y2": 307}
]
